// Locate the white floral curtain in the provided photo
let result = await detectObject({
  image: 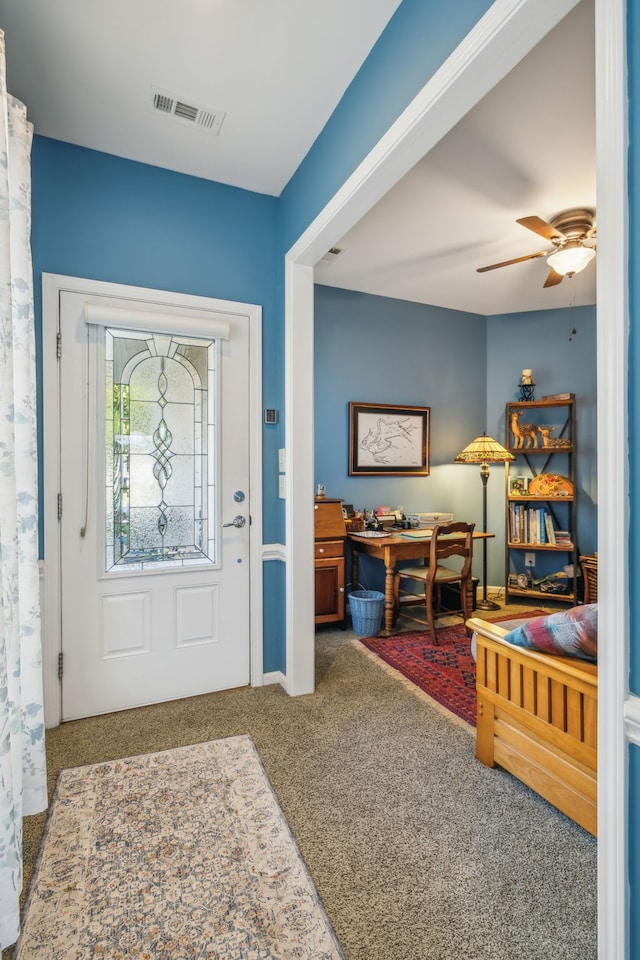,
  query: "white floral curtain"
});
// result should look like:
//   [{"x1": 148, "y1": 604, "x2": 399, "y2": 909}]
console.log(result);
[{"x1": 0, "y1": 29, "x2": 48, "y2": 951}]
